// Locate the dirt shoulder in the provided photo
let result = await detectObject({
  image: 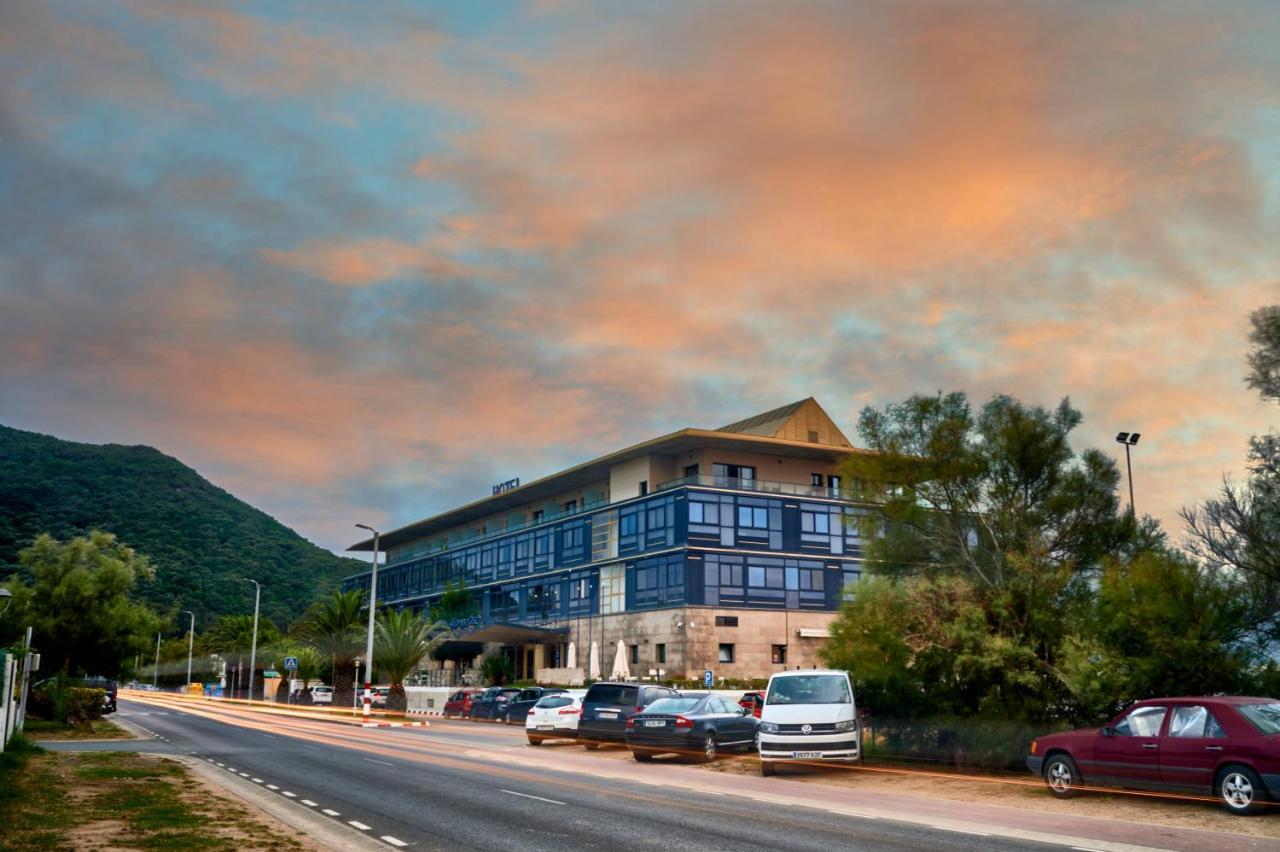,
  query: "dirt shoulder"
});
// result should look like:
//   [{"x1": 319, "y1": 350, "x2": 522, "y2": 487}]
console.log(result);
[{"x1": 0, "y1": 743, "x2": 324, "y2": 851}]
